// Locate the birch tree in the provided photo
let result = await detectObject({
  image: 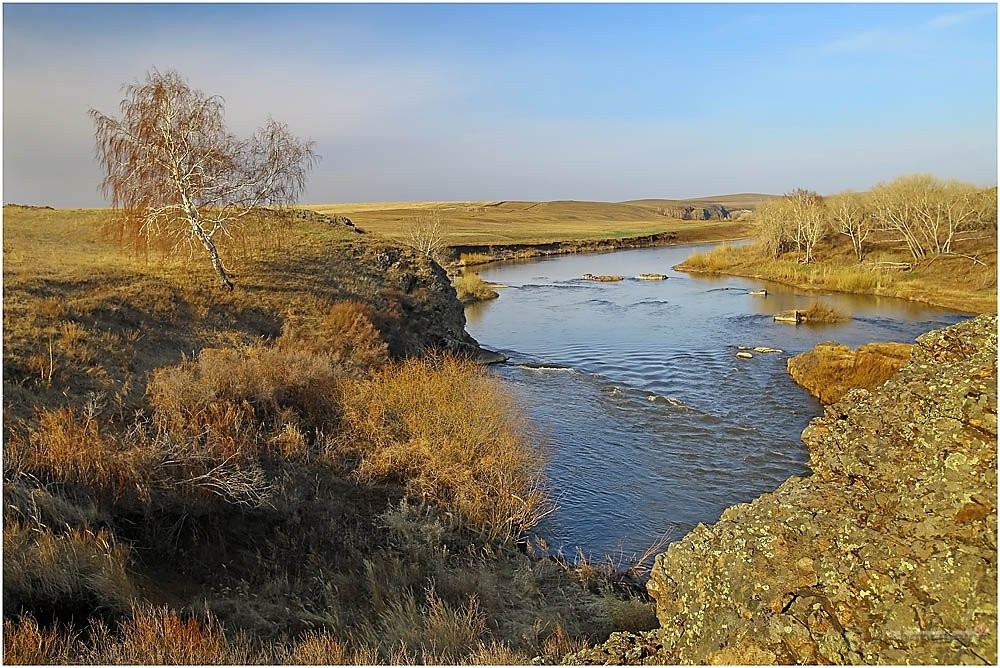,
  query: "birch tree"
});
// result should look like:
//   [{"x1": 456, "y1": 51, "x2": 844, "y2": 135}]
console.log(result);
[
  {"x1": 785, "y1": 188, "x2": 826, "y2": 263},
  {"x1": 828, "y1": 190, "x2": 871, "y2": 262},
  {"x1": 869, "y1": 175, "x2": 990, "y2": 260},
  {"x1": 90, "y1": 69, "x2": 319, "y2": 289},
  {"x1": 407, "y1": 213, "x2": 446, "y2": 261}
]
